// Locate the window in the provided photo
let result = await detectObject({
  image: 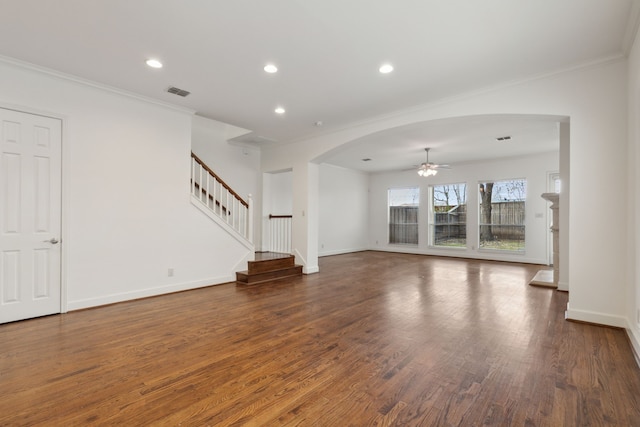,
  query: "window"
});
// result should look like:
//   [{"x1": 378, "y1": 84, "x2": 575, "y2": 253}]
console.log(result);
[
  {"x1": 388, "y1": 187, "x2": 419, "y2": 245},
  {"x1": 430, "y1": 183, "x2": 467, "y2": 247},
  {"x1": 478, "y1": 179, "x2": 526, "y2": 251}
]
